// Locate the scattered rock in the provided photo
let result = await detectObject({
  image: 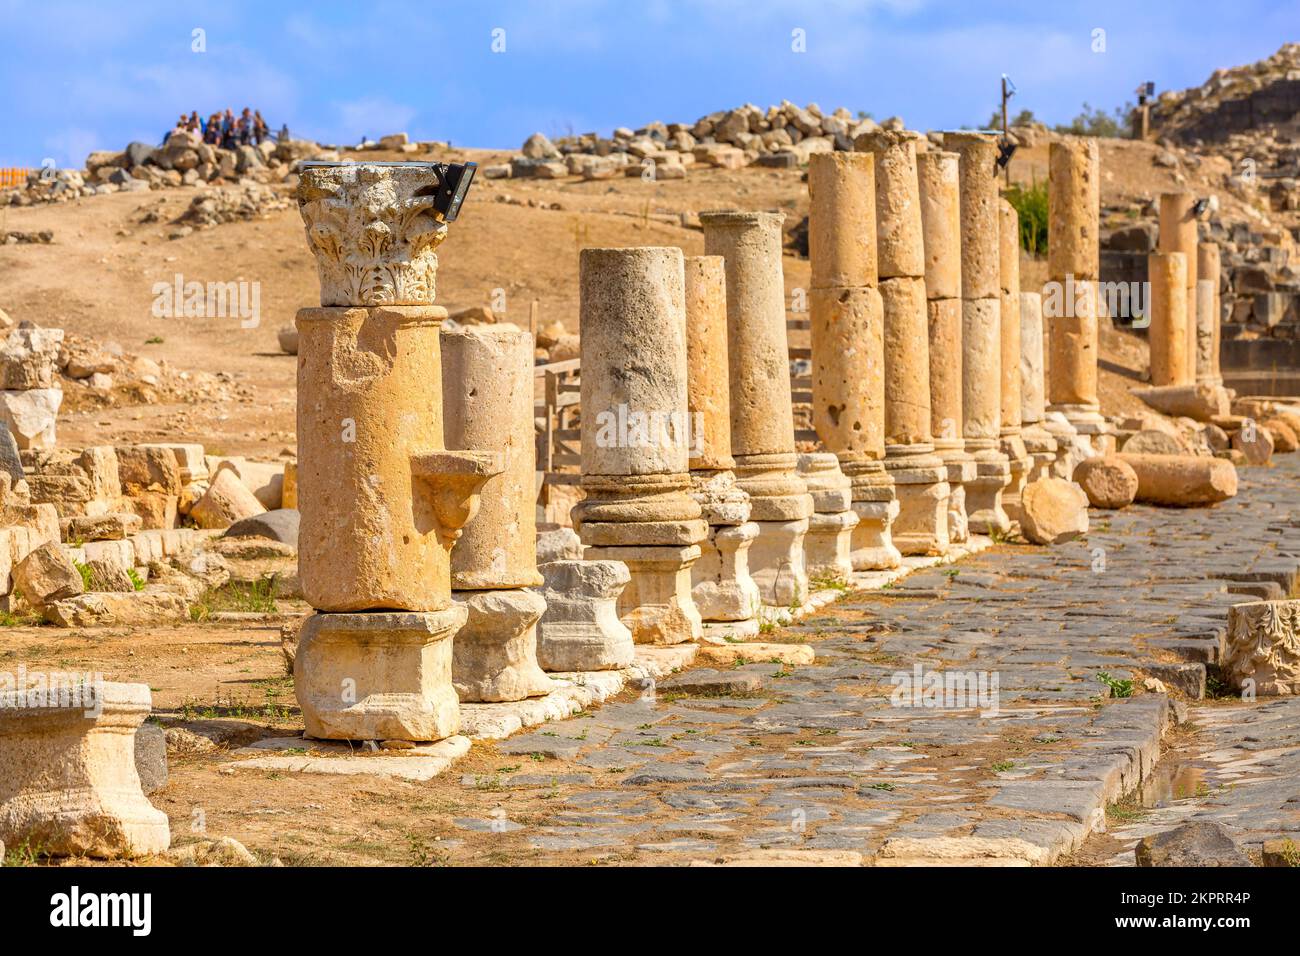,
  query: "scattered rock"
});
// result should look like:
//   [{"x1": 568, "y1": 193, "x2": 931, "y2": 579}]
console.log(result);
[
  {"x1": 13, "y1": 542, "x2": 83, "y2": 605},
  {"x1": 1018, "y1": 478, "x2": 1089, "y2": 545},
  {"x1": 1072, "y1": 456, "x2": 1139, "y2": 509},
  {"x1": 1135, "y1": 821, "x2": 1252, "y2": 867}
]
